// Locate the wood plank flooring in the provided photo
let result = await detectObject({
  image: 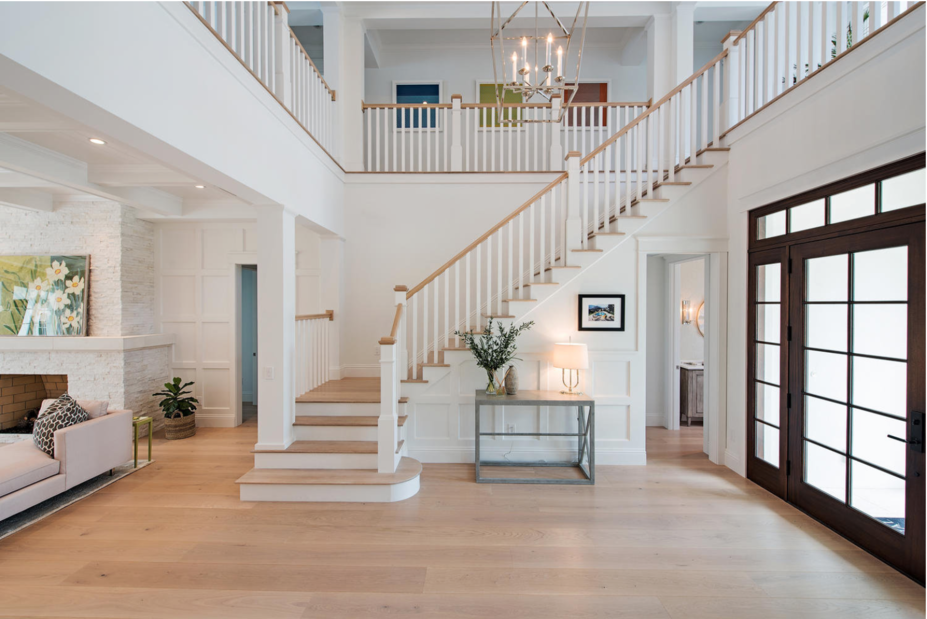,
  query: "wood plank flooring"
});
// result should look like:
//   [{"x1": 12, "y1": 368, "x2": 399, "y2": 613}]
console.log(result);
[{"x1": 0, "y1": 422, "x2": 922, "y2": 618}]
